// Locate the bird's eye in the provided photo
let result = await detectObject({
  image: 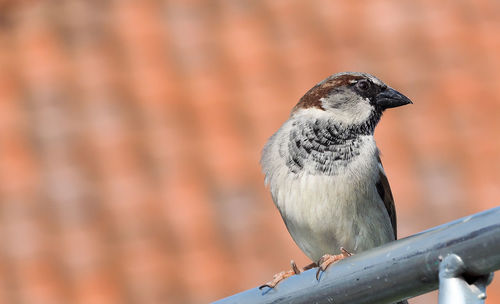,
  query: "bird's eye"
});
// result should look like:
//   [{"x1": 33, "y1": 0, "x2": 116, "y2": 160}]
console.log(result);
[{"x1": 356, "y1": 80, "x2": 370, "y2": 91}]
